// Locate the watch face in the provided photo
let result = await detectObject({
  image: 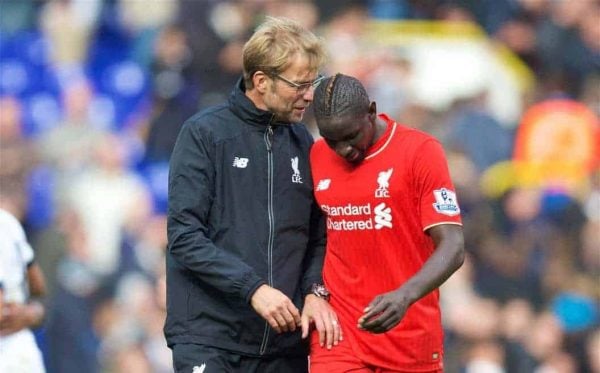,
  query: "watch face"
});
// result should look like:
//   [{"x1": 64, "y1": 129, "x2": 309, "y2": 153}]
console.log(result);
[{"x1": 312, "y1": 284, "x2": 330, "y2": 300}]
